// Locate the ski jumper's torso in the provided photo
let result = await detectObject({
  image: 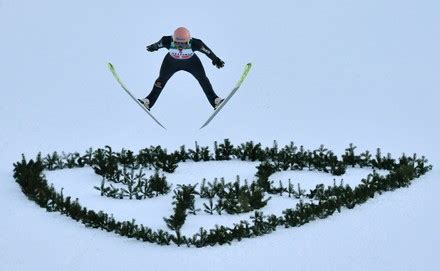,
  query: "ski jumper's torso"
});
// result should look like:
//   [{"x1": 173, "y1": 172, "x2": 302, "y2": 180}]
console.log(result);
[{"x1": 156, "y1": 36, "x2": 216, "y2": 61}]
